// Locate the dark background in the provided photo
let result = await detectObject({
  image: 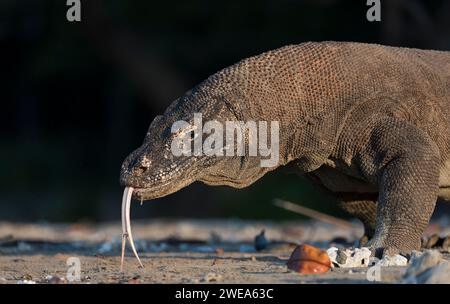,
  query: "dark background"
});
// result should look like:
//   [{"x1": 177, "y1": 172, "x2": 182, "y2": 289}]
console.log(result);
[{"x1": 1, "y1": 0, "x2": 449, "y2": 222}]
